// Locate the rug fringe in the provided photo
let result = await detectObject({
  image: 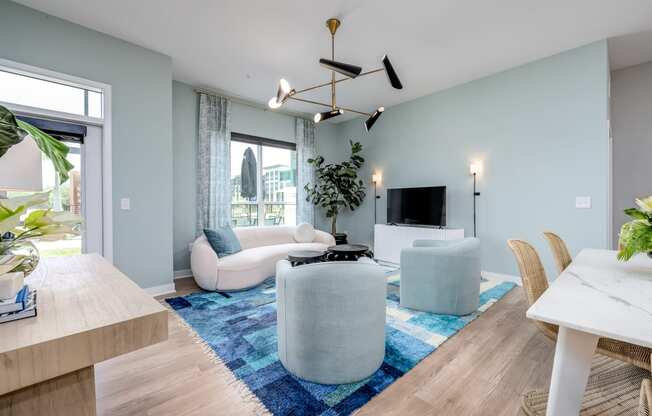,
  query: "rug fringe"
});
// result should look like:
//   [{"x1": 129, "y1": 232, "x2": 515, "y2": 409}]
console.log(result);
[{"x1": 162, "y1": 301, "x2": 272, "y2": 416}]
